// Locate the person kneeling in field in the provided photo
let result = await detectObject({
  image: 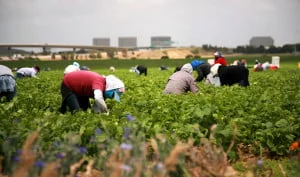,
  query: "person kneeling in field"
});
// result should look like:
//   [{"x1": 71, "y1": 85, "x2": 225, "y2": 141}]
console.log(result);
[
  {"x1": 163, "y1": 63, "x2": 198, "y2": 94},
  {"x1": 60, "y1": 70, "x2": 125, "y2": 114},
  {"x1": 0, "y1": 65, "x2": 16, "y2": 102},
  {"x1": 16, "y1": 66, "x2": 40, "y2": 78}
]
